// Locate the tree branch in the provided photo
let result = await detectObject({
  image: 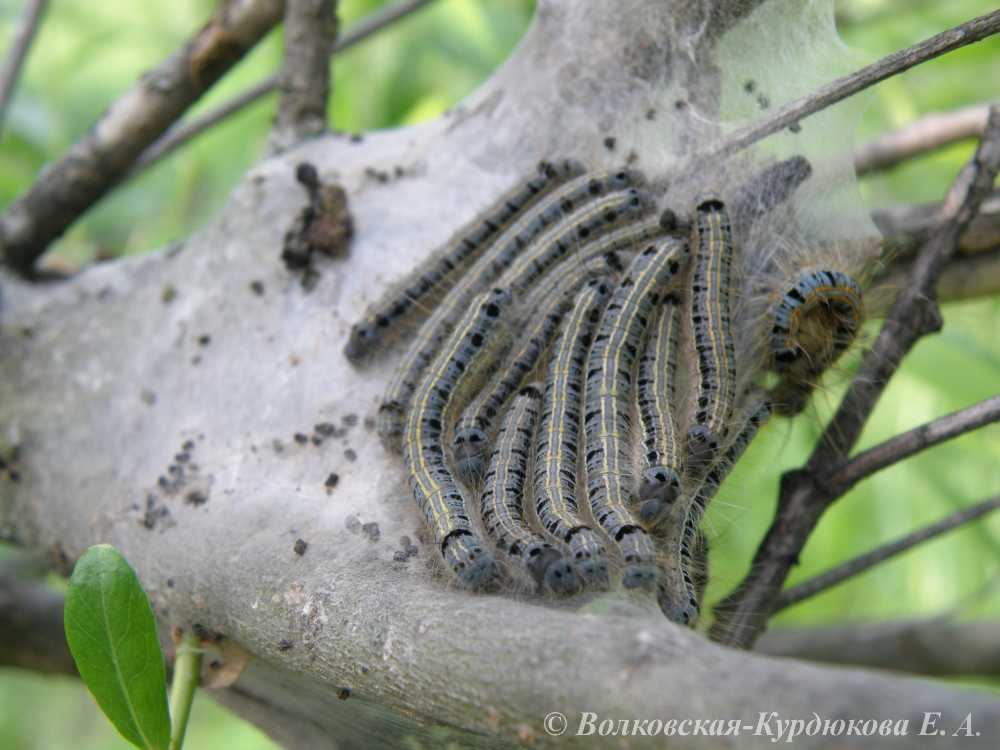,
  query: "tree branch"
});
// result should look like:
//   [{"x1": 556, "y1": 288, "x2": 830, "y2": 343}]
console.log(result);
[
  {"x1": 130, "y1": 0, "x2": 440, "y2": 178},
  {"x1": 710, "y1": 106, "x2": 1000, "y2": 650},
  {"x1": 0, "y1": 0, "x2": 285, "y2": 278},
  {"x1": 774, "y1": 492, "x2": 1000, "y2": 612},
  {"x1": 829, "y1": 395, "x2": 1000, "y2": 495},
  {"x1": 270, "y1": 0, "x2": 337, "y2": 153},
  {"x1": 699, "y1": 10, "x2": 1000, "y2": 162},
  {"x1": 3, "y1": 2, "x2": 1000, "y2": 745},
  {"x1": 0, "y1": 0, "x2": 48, "y2": 132},
  {"x1": 855, "y1": 103, "x2": 995, "y2": 175},
  {"x1": 758, "y1": 619, "x2": 1000, "y2": 677}
]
